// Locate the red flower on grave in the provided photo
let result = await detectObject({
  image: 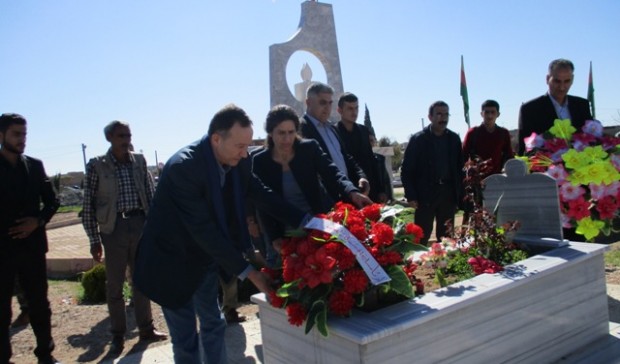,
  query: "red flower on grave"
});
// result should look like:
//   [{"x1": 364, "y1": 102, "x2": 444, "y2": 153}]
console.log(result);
[
  {"x1": 343, "y1": 269, "x2": 369, "y2": 294},
  {"x1": 566, "y1": 197, "x2": 591, "y2": 220},
  {"x1": 328, "y1": 290, "x2": 355, "y2": 316},
  {"x1": 286, "y1": 302, "x2": 307, "y2": 326},
  {"x1": 300, "y1": 248, "x2": 336, "y2": 288},
  {"x1": 370, "y1": 222, "x2": 394, "y2": 246}
]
